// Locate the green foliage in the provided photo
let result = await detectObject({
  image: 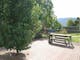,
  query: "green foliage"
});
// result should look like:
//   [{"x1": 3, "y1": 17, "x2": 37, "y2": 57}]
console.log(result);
[
  {"x1": 0, "y1": 0, "x2": 54, "y2": 53},
  {"x1": 34, "y1": 33, "x2": 42, "y2": 39},
  {"x1": 58, "y1": 28, "x2": 67, "y2": 34},
  {"x1": 31, "y1": 0, "x2": 54, "y2": 36},
  {"x1": 31, "y1": 0, "x2": 54, "y2": 39},
  {"x1": 67, "y1": 17, "x2": 80, "y2": 31},
  {"x1": 31, "y1": 3, "x2": 42, "y2": 37},
  {"x1": 36, "y1": 0, "x2": 54, "y2": 28},
  {"x1": 74, "y1": 20, "x2": 79, "y2": 26},
  {"x1": 52, "y1": 17, "x2": 62, "y2": 31},
  {"x1": 67, "y1": 18, "x2": 74, "y2": 27},
  {"x1": 75, "y1": 17, "x2": 80, "y2": 30},
  {"x1": 0, "y1": 0, "x2": 39, "y2": 53}
]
